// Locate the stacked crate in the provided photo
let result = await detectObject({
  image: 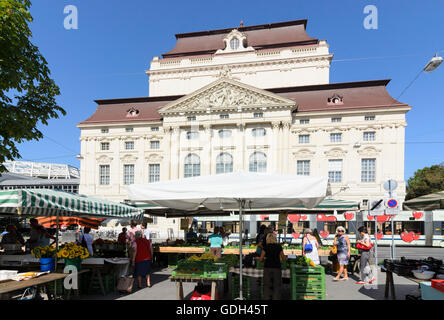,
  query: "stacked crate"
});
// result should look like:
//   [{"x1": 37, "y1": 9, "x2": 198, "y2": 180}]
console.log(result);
[
  {"x1": 203, "y1": 262, "x2": 228, "y2": 279},
  {"x1": 168, "y1": 254, "x2": 179, "y2": 269},
  {"x1": 290, "y1": 265, "x2": 326, "y2": 300},
  {"x1": 231, "y1": 275, "x2": 251, "y2": 300},
  {"x1": 172, "y1": 260, "x2": 204, "y2": 277}
]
